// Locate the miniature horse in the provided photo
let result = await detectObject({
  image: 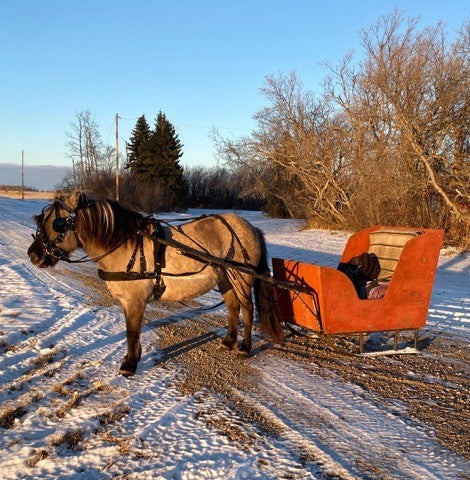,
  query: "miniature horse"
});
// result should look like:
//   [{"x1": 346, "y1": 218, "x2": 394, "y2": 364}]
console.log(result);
[{"x1": 28, "y1": 192, "x2": 284, "y2": 375}]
